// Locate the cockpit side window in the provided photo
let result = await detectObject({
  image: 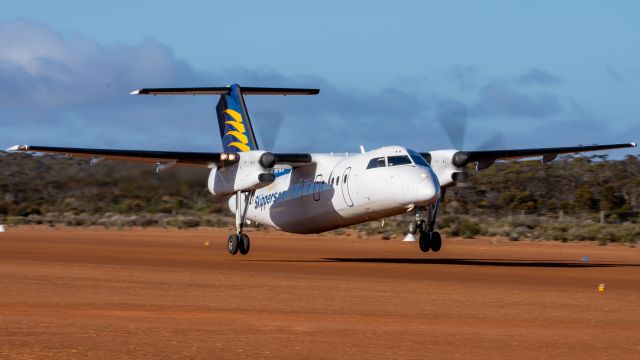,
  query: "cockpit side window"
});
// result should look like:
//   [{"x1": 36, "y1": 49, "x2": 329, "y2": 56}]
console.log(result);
[
  {"x1": 366, "y1": 157, "x2": 386, "y2": 169},
  {"x1": 410, "y1": 154, "x2": 430, "y2": 167},
  {"x1": 407, "y1": 149, "x2": 430, "y2": 167},
  {"x1": 387, "y1": 155, "x2": 412, "y2": 167}
]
